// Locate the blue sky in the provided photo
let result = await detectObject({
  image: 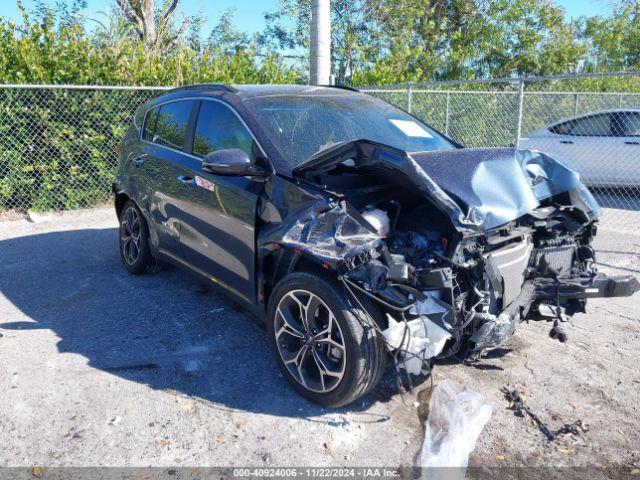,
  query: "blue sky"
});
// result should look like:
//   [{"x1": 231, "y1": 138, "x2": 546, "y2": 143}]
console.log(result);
[{"x1": 0, "y1": 0, "x2": 611, "y2": 37}]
